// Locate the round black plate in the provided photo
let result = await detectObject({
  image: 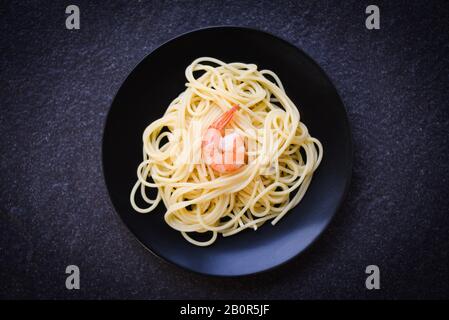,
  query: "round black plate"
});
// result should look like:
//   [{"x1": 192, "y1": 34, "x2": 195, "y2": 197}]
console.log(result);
[{"x1": 102, "y1": 26, "x2": 352, "y2": 276}]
